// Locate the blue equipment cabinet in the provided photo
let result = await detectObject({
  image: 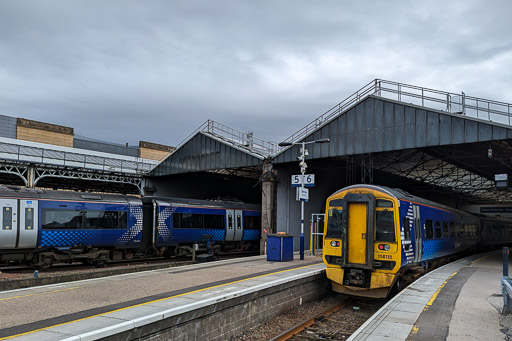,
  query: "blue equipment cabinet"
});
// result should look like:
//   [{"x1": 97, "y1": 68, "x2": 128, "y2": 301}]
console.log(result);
[{"x1": 267, "y1": 234, "x2": 294, "y2": 262}]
